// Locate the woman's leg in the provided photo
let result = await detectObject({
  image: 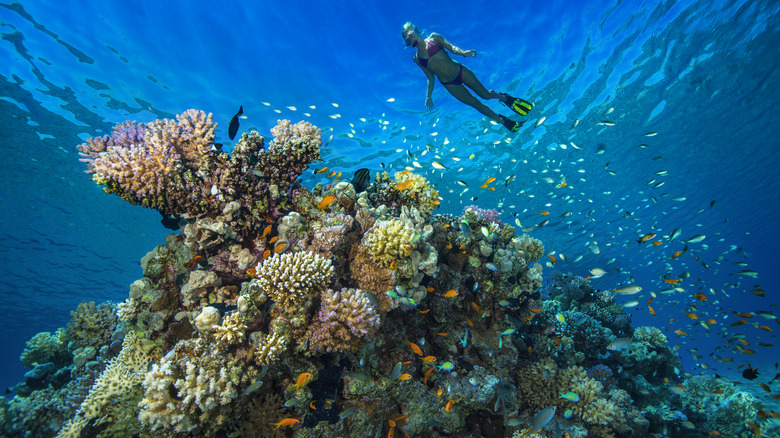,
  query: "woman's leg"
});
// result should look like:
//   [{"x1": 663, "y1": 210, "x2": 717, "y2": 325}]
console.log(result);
[
  {"x1": 460, "y1": 66, "x2": 505, "y2": 102},
  {"x1": 444, "y1": 84, "x2": 502, "y2": 122}
]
